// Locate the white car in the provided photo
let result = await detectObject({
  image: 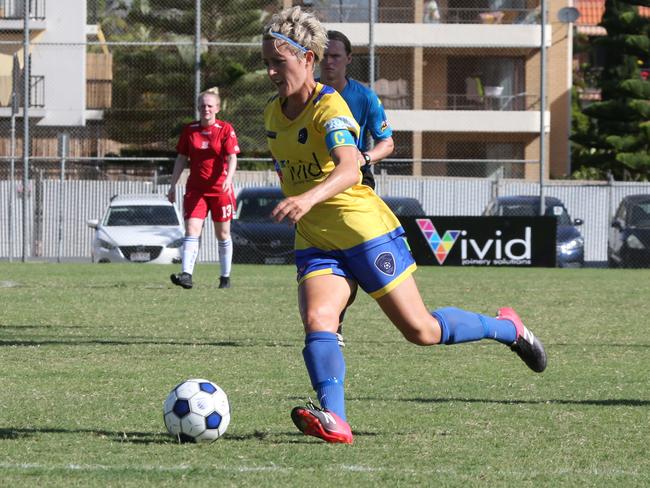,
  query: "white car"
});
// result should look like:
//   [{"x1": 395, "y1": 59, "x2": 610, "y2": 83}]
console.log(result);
[{"x1": 87, "y1": 194, "x2": 184, "y2": 264}]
